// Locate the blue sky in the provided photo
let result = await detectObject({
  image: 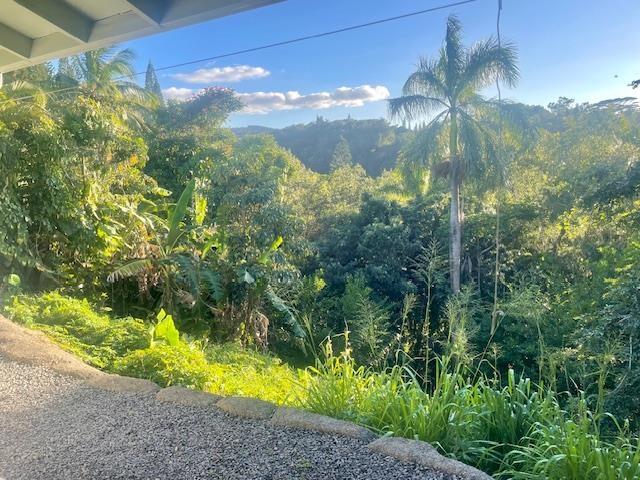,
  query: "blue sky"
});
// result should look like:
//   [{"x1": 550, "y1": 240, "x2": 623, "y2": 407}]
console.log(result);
[{"x1": 123, "y1": 0, "x2": 640, "y2": 128}]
